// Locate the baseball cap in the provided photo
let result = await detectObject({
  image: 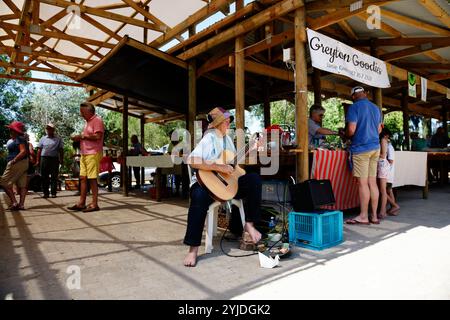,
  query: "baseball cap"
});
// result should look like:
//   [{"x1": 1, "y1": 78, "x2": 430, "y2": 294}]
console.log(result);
[
  {"x1": 351, "y1": 86, "x2": 365, "y2": 95},
  {"x1": 46, "y1": 122, "x2": 55, "y2": 129},
  {"x1": 207, "y1": 107, "x2": 234, "y2": 129}
]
